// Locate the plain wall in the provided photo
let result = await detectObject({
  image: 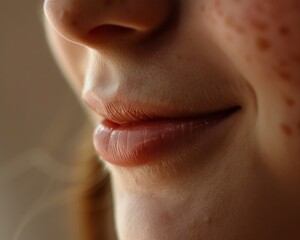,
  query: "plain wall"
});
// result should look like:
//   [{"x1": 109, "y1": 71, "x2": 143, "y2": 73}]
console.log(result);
[{"x1": 0, "y1": 1, "x2": 87, "y2": 239}]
